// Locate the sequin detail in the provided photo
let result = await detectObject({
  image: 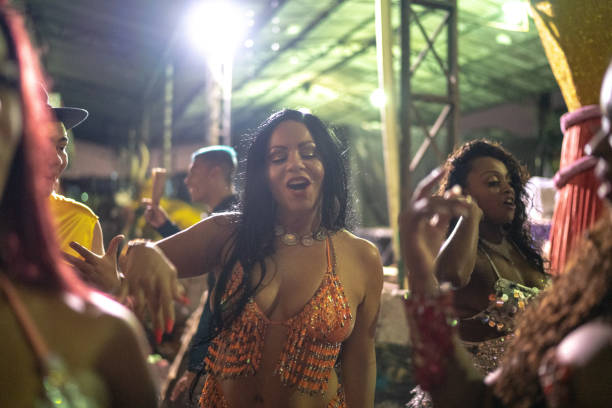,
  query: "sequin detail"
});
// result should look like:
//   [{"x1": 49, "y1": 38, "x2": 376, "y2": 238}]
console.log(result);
[
  {"x1": 199, "y1": 375, "x2": 346, "y2": 407},
  {"x1": 204, "y1": 236, "x2": 352, "y2": 397}
]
